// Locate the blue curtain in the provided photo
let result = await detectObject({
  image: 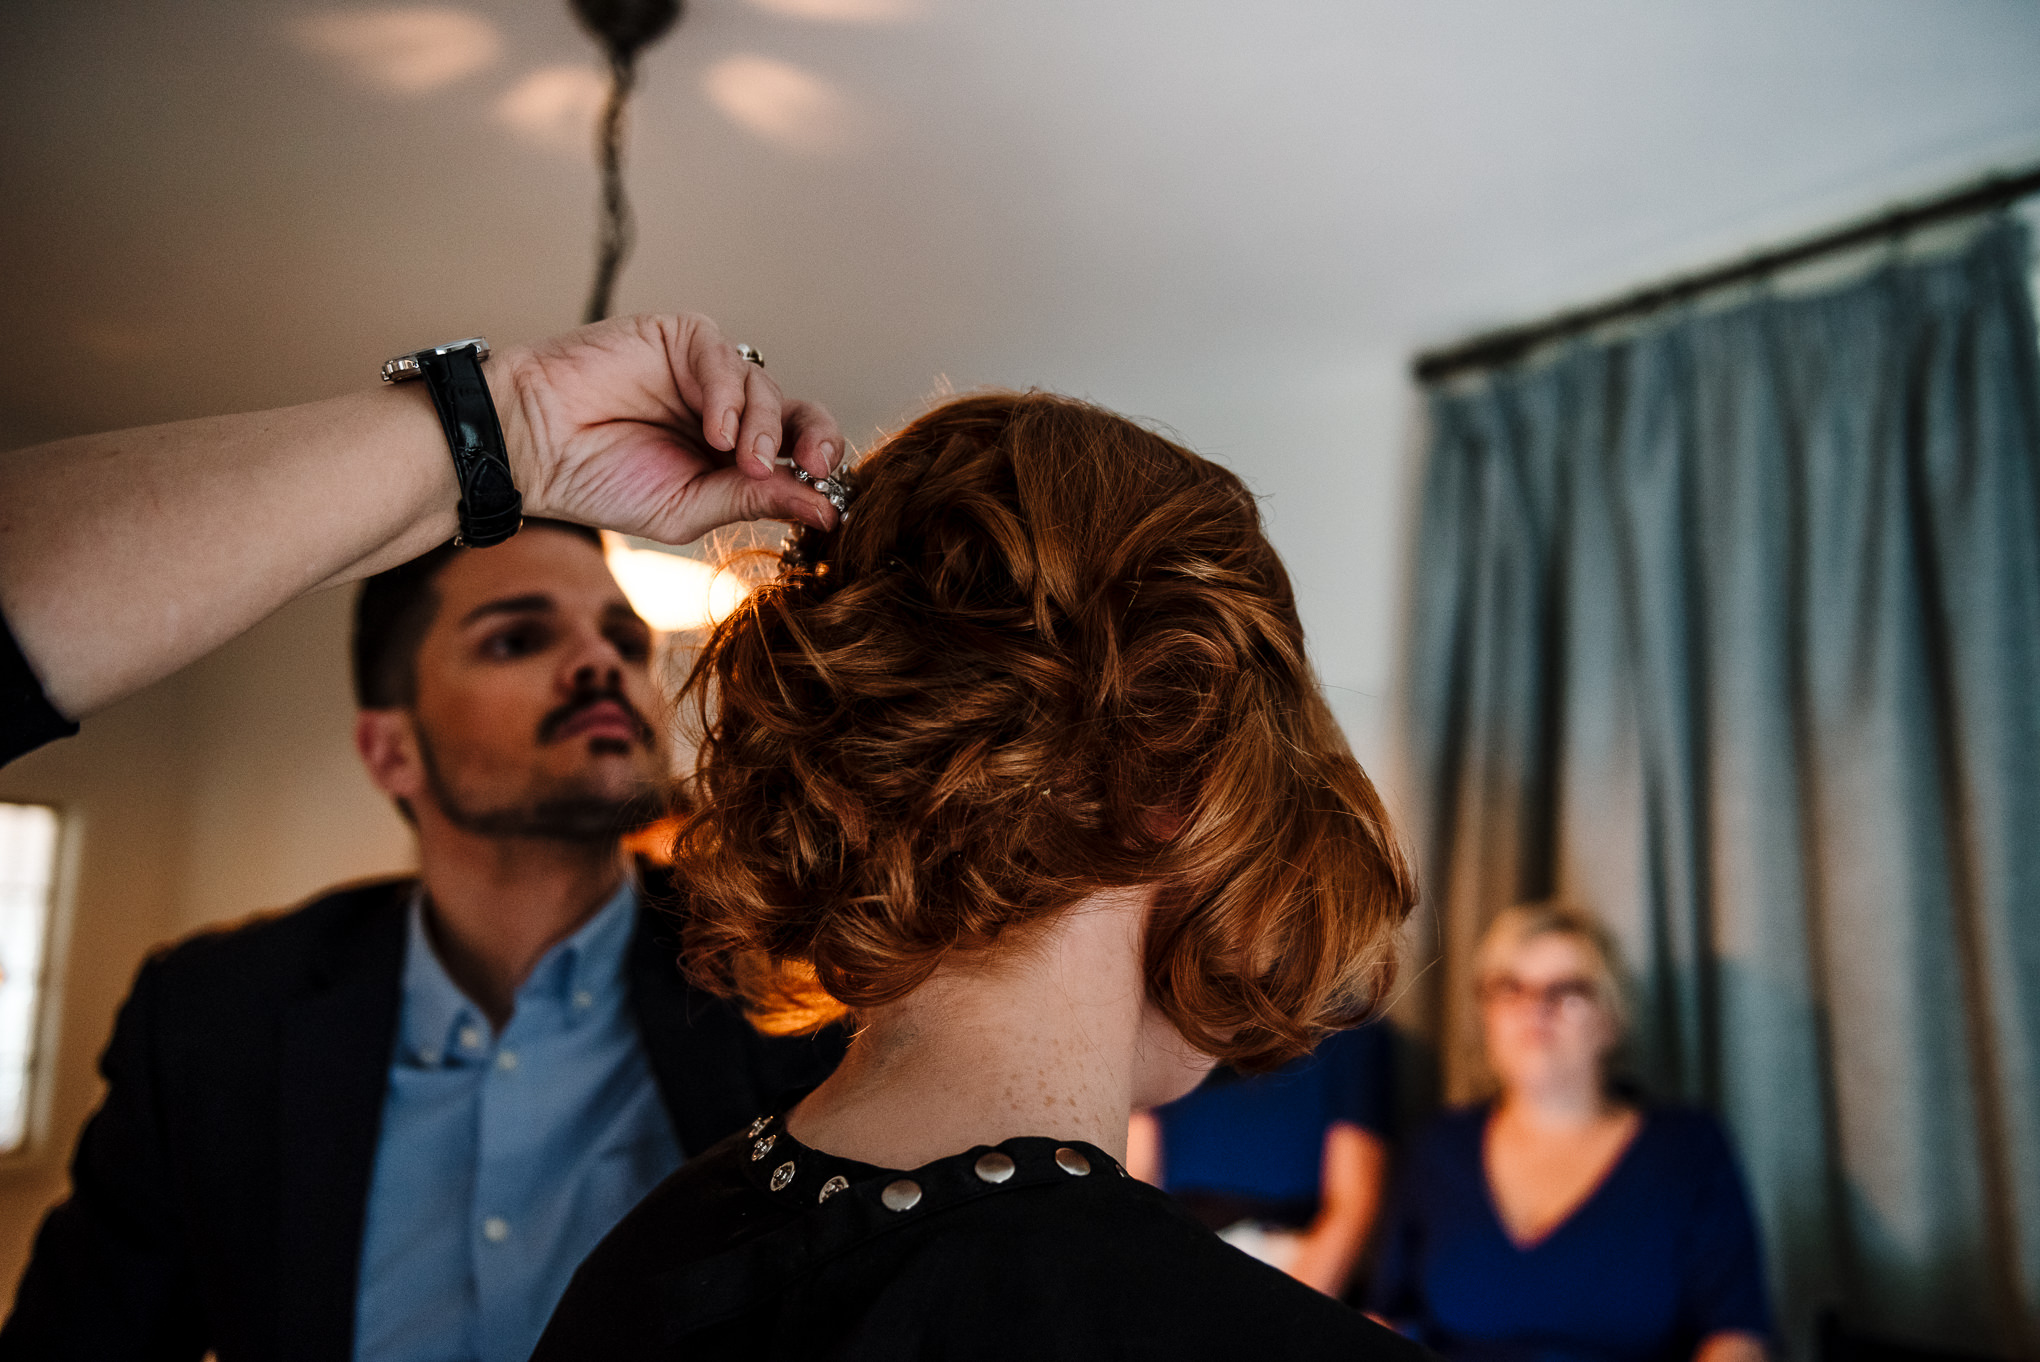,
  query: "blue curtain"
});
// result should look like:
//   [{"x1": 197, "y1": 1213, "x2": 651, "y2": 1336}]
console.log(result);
[{"x1": 1403, "y1": 216, "x2": 2040, "y2": 1357}]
